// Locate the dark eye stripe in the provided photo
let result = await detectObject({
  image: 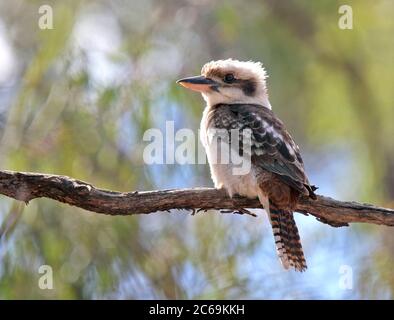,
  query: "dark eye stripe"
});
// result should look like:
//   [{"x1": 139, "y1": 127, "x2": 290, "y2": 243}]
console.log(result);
[
  {"x1": 240, "y1": 79, "x2": 256, "y2": 96},
  {"x1": 221, "y1": 73, "x2": 257, "y2": 96}
]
